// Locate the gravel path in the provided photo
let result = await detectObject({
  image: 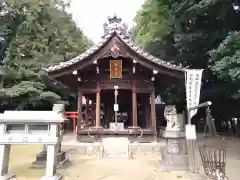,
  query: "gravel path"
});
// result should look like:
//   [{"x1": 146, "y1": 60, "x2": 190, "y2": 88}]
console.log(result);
[{"x1": 62, "y1": 155, "x2": 191, "y2": 180}]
